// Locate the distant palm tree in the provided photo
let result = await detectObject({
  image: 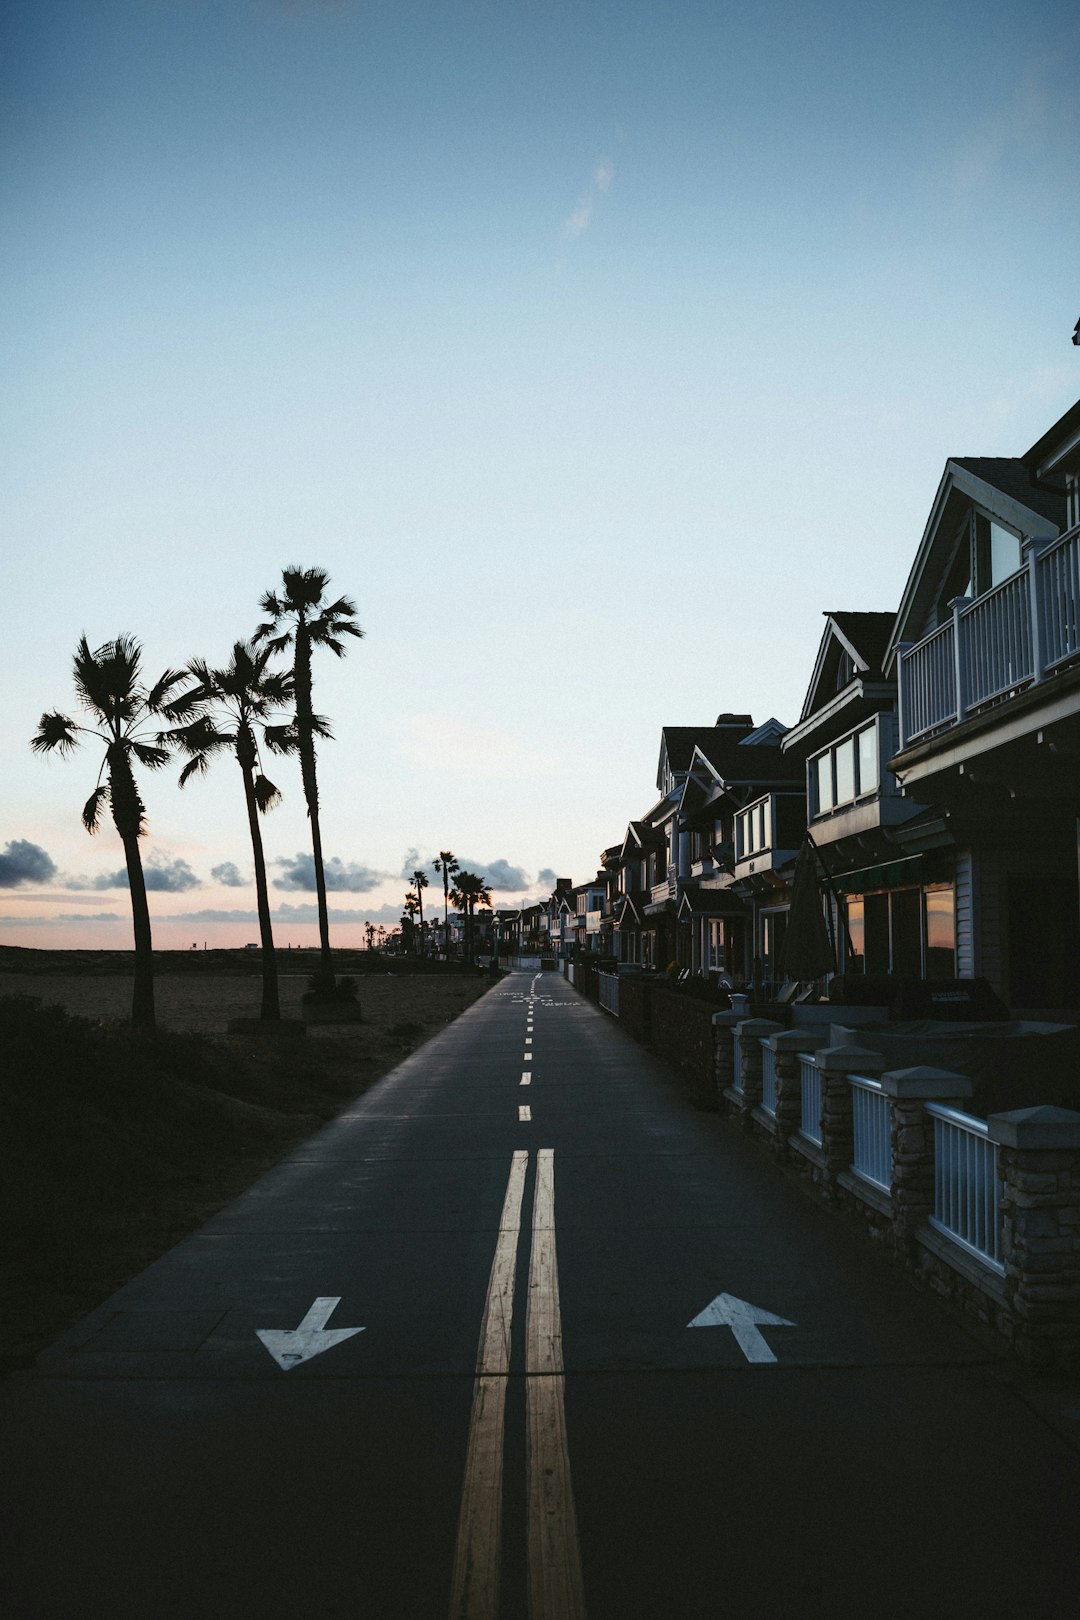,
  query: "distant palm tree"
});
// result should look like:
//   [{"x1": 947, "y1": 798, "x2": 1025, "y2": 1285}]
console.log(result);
[
  {"x1": 161, "y1": 641, "x2": 294, "y2": 1021},
  {"x1": 253, "y1": 567, "x2": 362, "y2": 987},
  {"x1": 31, "y1": 635, "x2": 182, "y2": 1030},
  {"x1": 403, "y1": 890, "x2": 420, "y2": 955},
  {"x1": 434, "y1": 850, "x2": 459, "y2": 957},
  {"x1": 412, "y1": 867, "x2": 430, "y2": 957},
  {"x1": 449, "y1": 871, "x2": 493, "y2": 966}
]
